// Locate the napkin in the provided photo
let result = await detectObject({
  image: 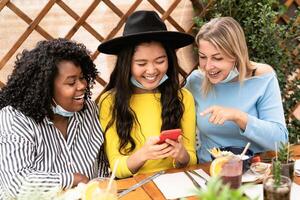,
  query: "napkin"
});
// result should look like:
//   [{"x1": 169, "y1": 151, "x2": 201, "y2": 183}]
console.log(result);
[
  {"x1": 242, "y1": 170, "x2": 263, "y2": 183},
  {"x1": 242, "y1": 166, "x2": 270, "y2": 183},
  {"x1": 244, "y1": 183, "x2": 300, "y2": 200},
  {"x1": 153, "y1": 169, "x2": 209, "y2": 199}
]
